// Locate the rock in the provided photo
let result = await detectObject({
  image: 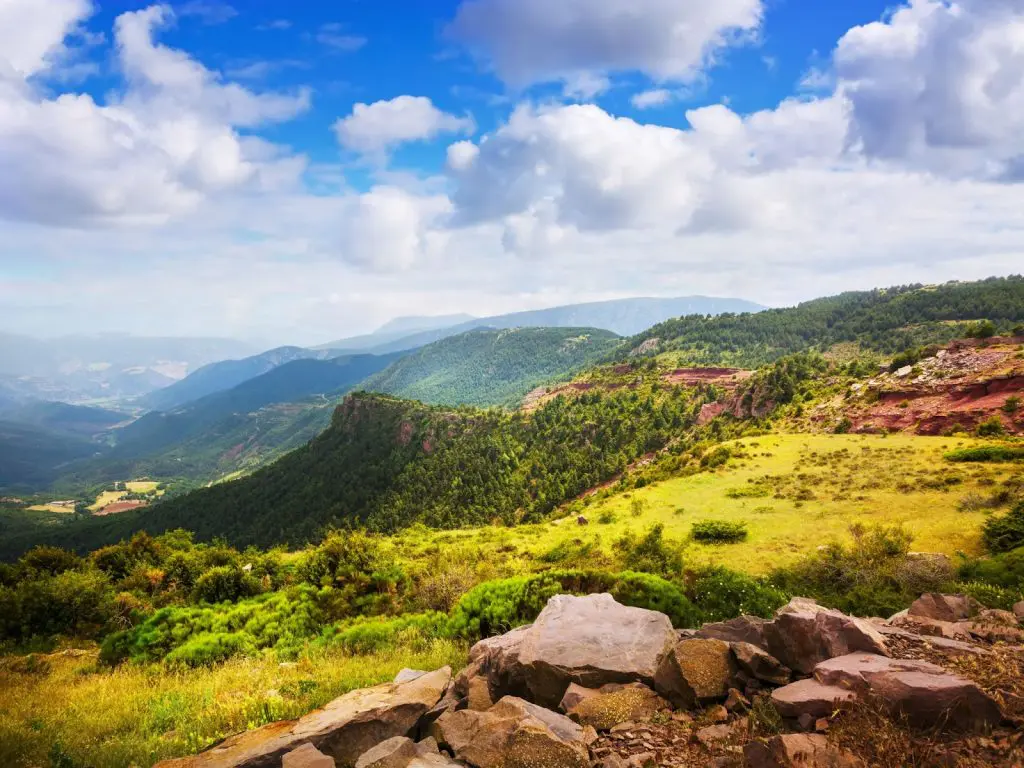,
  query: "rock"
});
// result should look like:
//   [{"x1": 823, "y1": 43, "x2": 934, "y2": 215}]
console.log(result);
[
  {"x1": 907, "y1": 593, "x2": 982, "y2": 623},
  {"x1": 974, "y1": 608, "x2": 1020, "y2": 628},
  {"x1": 814, "y1": 652, "x2": 1002, "y2": 731},
  {"x1": 510, "y1": 594, "x2": 677, "y2": 708},
  {"x1": 468, "y1": 625, "x2": 532, "y2": 702},
  {"x1": 153, "y1": 667, "x2": 452, "y2": 768},
  {"x1": 888, "y1": 614, "x2": 972, "y2": 641},
  {"x1": 355, "y1": 737, "x2": 418, "y2": 768},
  {"x1": 394, "y1": 669, "x2": 429, "y2": 684},
  {"x1": 724, "y1": 687, "x2": 750, "y2": 712},
  {"x1": 765, "y1": 598, "x2": 889, "y2": 675},
  {"x1": 707, "y1": 704, "x2": 729, "y2": 723},
  {"x1": 1014, "y1": 601, "x2": 1024, "y2": 622},
  {"x1": 577, "y1": 515, "x2": 589, "y2": 525},
  {"x1": 626, "y1": 753, "x2": 656, "y2": 768},
  {"x1": 770, "y1": 679, "x2": 856, "y2": 719},
  {"x1": 432, "y1": 695, "x2": 591, "y2": 768},
  {"x1": 874, "y1": 624, "x2": 991, "y2": 656},
  {"x1": 283, "y1": 744, "x2": 333, "y2": 768},
  {"x1": 743, "y1": 734, "x2": 865, "y2": 767},
  {"x1": 595, "y1": 756, "x2": 627, "y2": 768},
  {"x1": 558, "y1": 683, "x2": 668, "y2": 731},
  {"x1": 955, "y1": 620, "x2": 1024, "y2": 644},
  {"x1": 731, "y1": 642, "x2": 791, "y2": 686},
  {"x1": 797, "y1": 713, "x2": 815, "y2": 732},
  {"x1": 696, "y1": 616, "x2": 769, "y2": 647},
  {"x1": 696, "y1": 722, "x2": 739, "y2": 747},
  {"x1": 654, "y1": 638, "x2": 734, "y2": 709}
]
